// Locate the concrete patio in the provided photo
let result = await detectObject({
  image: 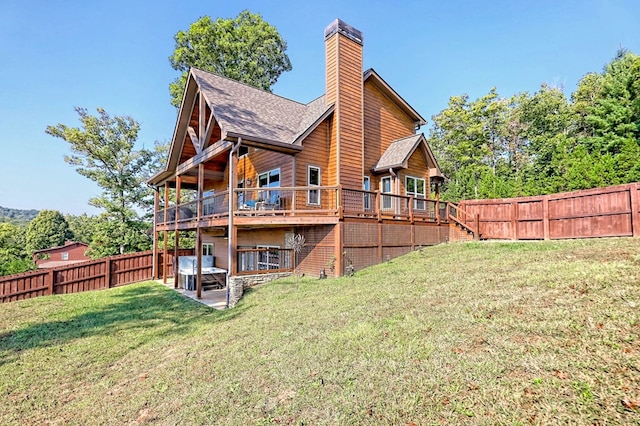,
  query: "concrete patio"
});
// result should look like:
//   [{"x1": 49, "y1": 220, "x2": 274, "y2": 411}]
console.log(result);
[{"x1": 158, "y1": 278, "x2": 227, "y2": 310}]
